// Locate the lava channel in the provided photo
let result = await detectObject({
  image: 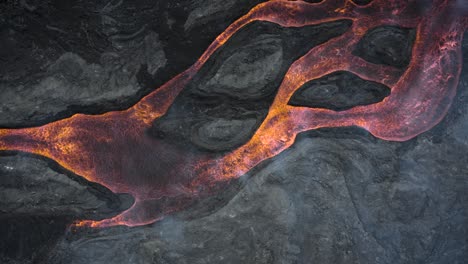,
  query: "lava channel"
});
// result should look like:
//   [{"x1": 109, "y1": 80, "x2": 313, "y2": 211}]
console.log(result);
[{"x1": 0, "y1": 0, "x2": 467, "y2": 227}]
